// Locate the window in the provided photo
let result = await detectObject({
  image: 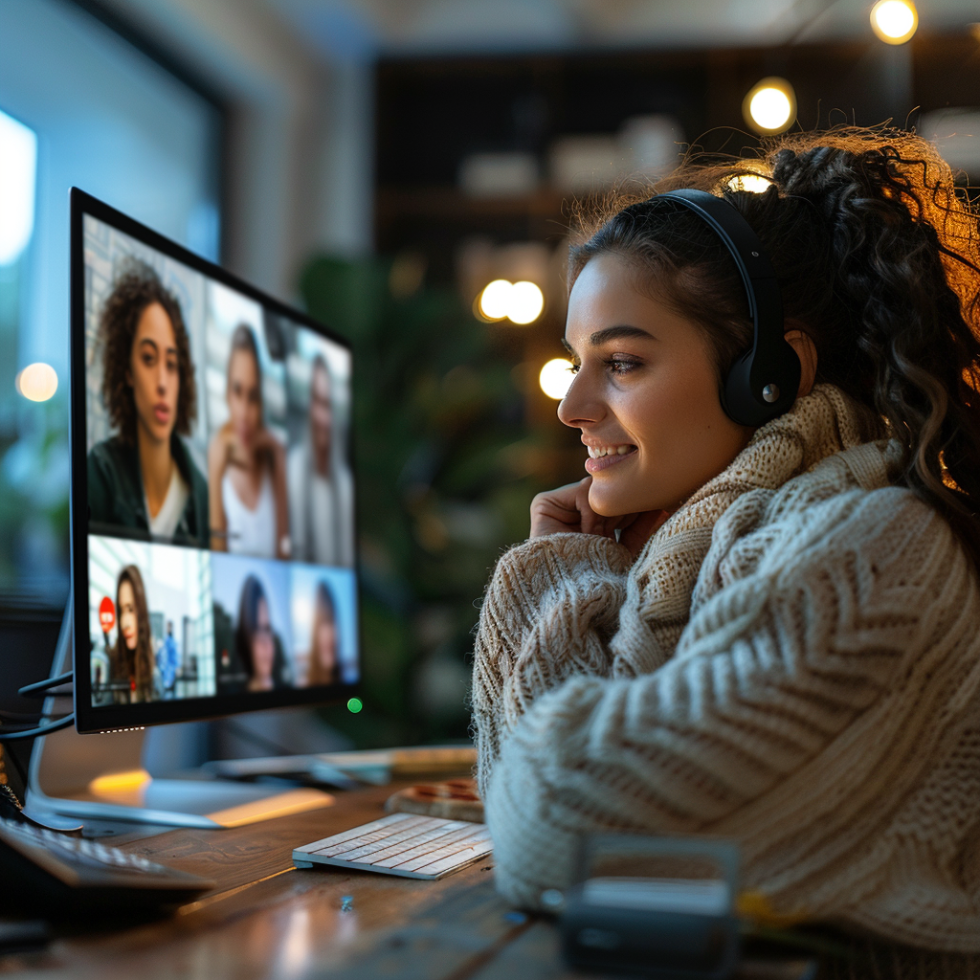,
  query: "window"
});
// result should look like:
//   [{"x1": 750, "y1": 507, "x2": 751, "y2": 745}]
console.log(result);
[{"x1": 0, "y1": 0, "x2": 223, "y2": 608}]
